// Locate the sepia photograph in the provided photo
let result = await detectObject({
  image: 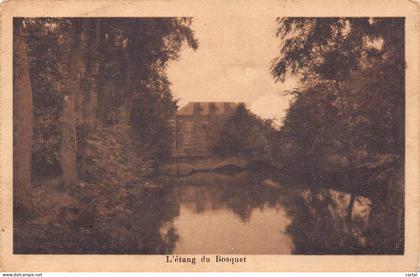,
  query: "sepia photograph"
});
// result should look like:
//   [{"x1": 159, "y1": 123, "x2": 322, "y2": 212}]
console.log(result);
[
  {"x1": 12, "y1": 16, "x2": 405, "y2": 255},
  {"x1": 1, "y1": 0, "x2": 419, "y2": 272}
]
